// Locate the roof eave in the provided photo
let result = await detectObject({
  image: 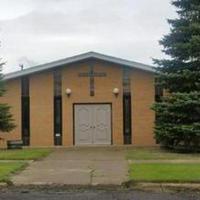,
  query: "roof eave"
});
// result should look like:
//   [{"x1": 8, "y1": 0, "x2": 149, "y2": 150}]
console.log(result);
[{"x1": 3, "y1": 52, "x2": 155, "y2": 80}]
